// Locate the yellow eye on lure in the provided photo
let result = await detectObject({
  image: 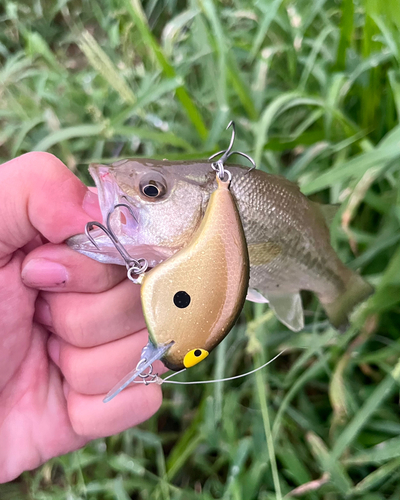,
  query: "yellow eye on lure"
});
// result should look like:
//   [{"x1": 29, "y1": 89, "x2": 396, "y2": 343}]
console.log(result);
[
  {"x1": 86, "y1": 122, "x2": 251, "y2": 402},
  {"x1": 183, "y1": 349, "x2": 209, "y2": 368}
]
